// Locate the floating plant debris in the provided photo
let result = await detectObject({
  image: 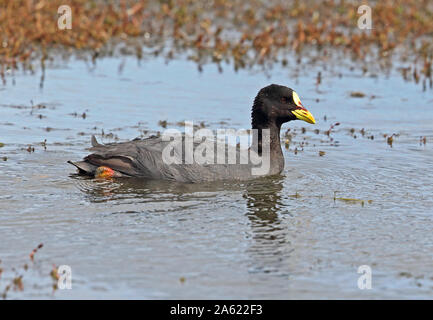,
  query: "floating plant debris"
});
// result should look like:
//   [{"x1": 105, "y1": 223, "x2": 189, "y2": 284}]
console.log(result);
[
  {"x1": 158, "y1": 120, "x2": 168, "y2": 128},
  {"x1": 420, "y1": 136, "x2": 427, "y2": 145},
  {"x1": 387, "y1": 136, "x2": 393, "y2": 147},
  {"x1": 385, "y1": 134, "x2": 399, "y2": 147},
  {"x1": 324, "y1": 122, "x2": 340, "y2": 137},
  {"x1": 29, "y1": 243, "x2": 43, "y2": 262},
  {"x1": 350, "y1": 91, "x2": 366, "y2": 98},
  {"x1": 0, "y1": 243, "x2": 60, "y2": 299},
  {"x1": 333, "y1": 192, "x2": 372, "y2": 207}
]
